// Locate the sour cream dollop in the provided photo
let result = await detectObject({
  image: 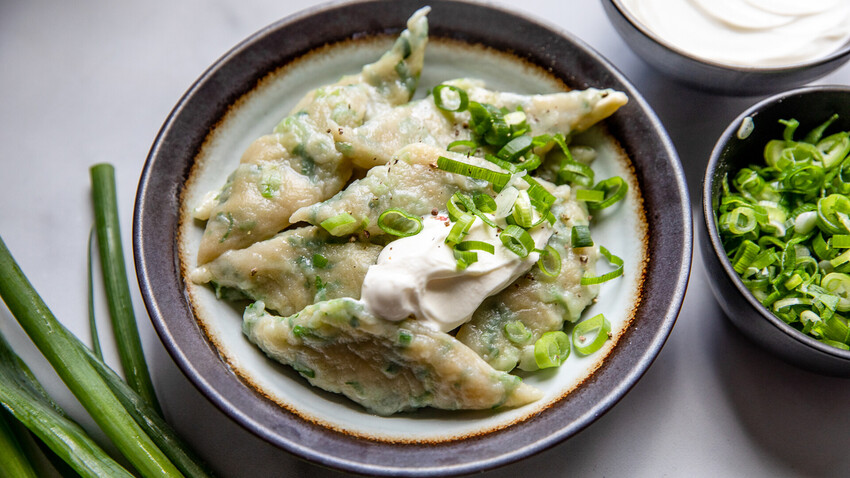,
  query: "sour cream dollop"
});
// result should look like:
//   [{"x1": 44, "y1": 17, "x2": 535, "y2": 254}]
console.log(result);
[
  {"x1": 361, "y1": 214, "x2": 553, "y2": 332},
  {"x1": 619, "y1": 0, "x2": 850, "y2": 67}
]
